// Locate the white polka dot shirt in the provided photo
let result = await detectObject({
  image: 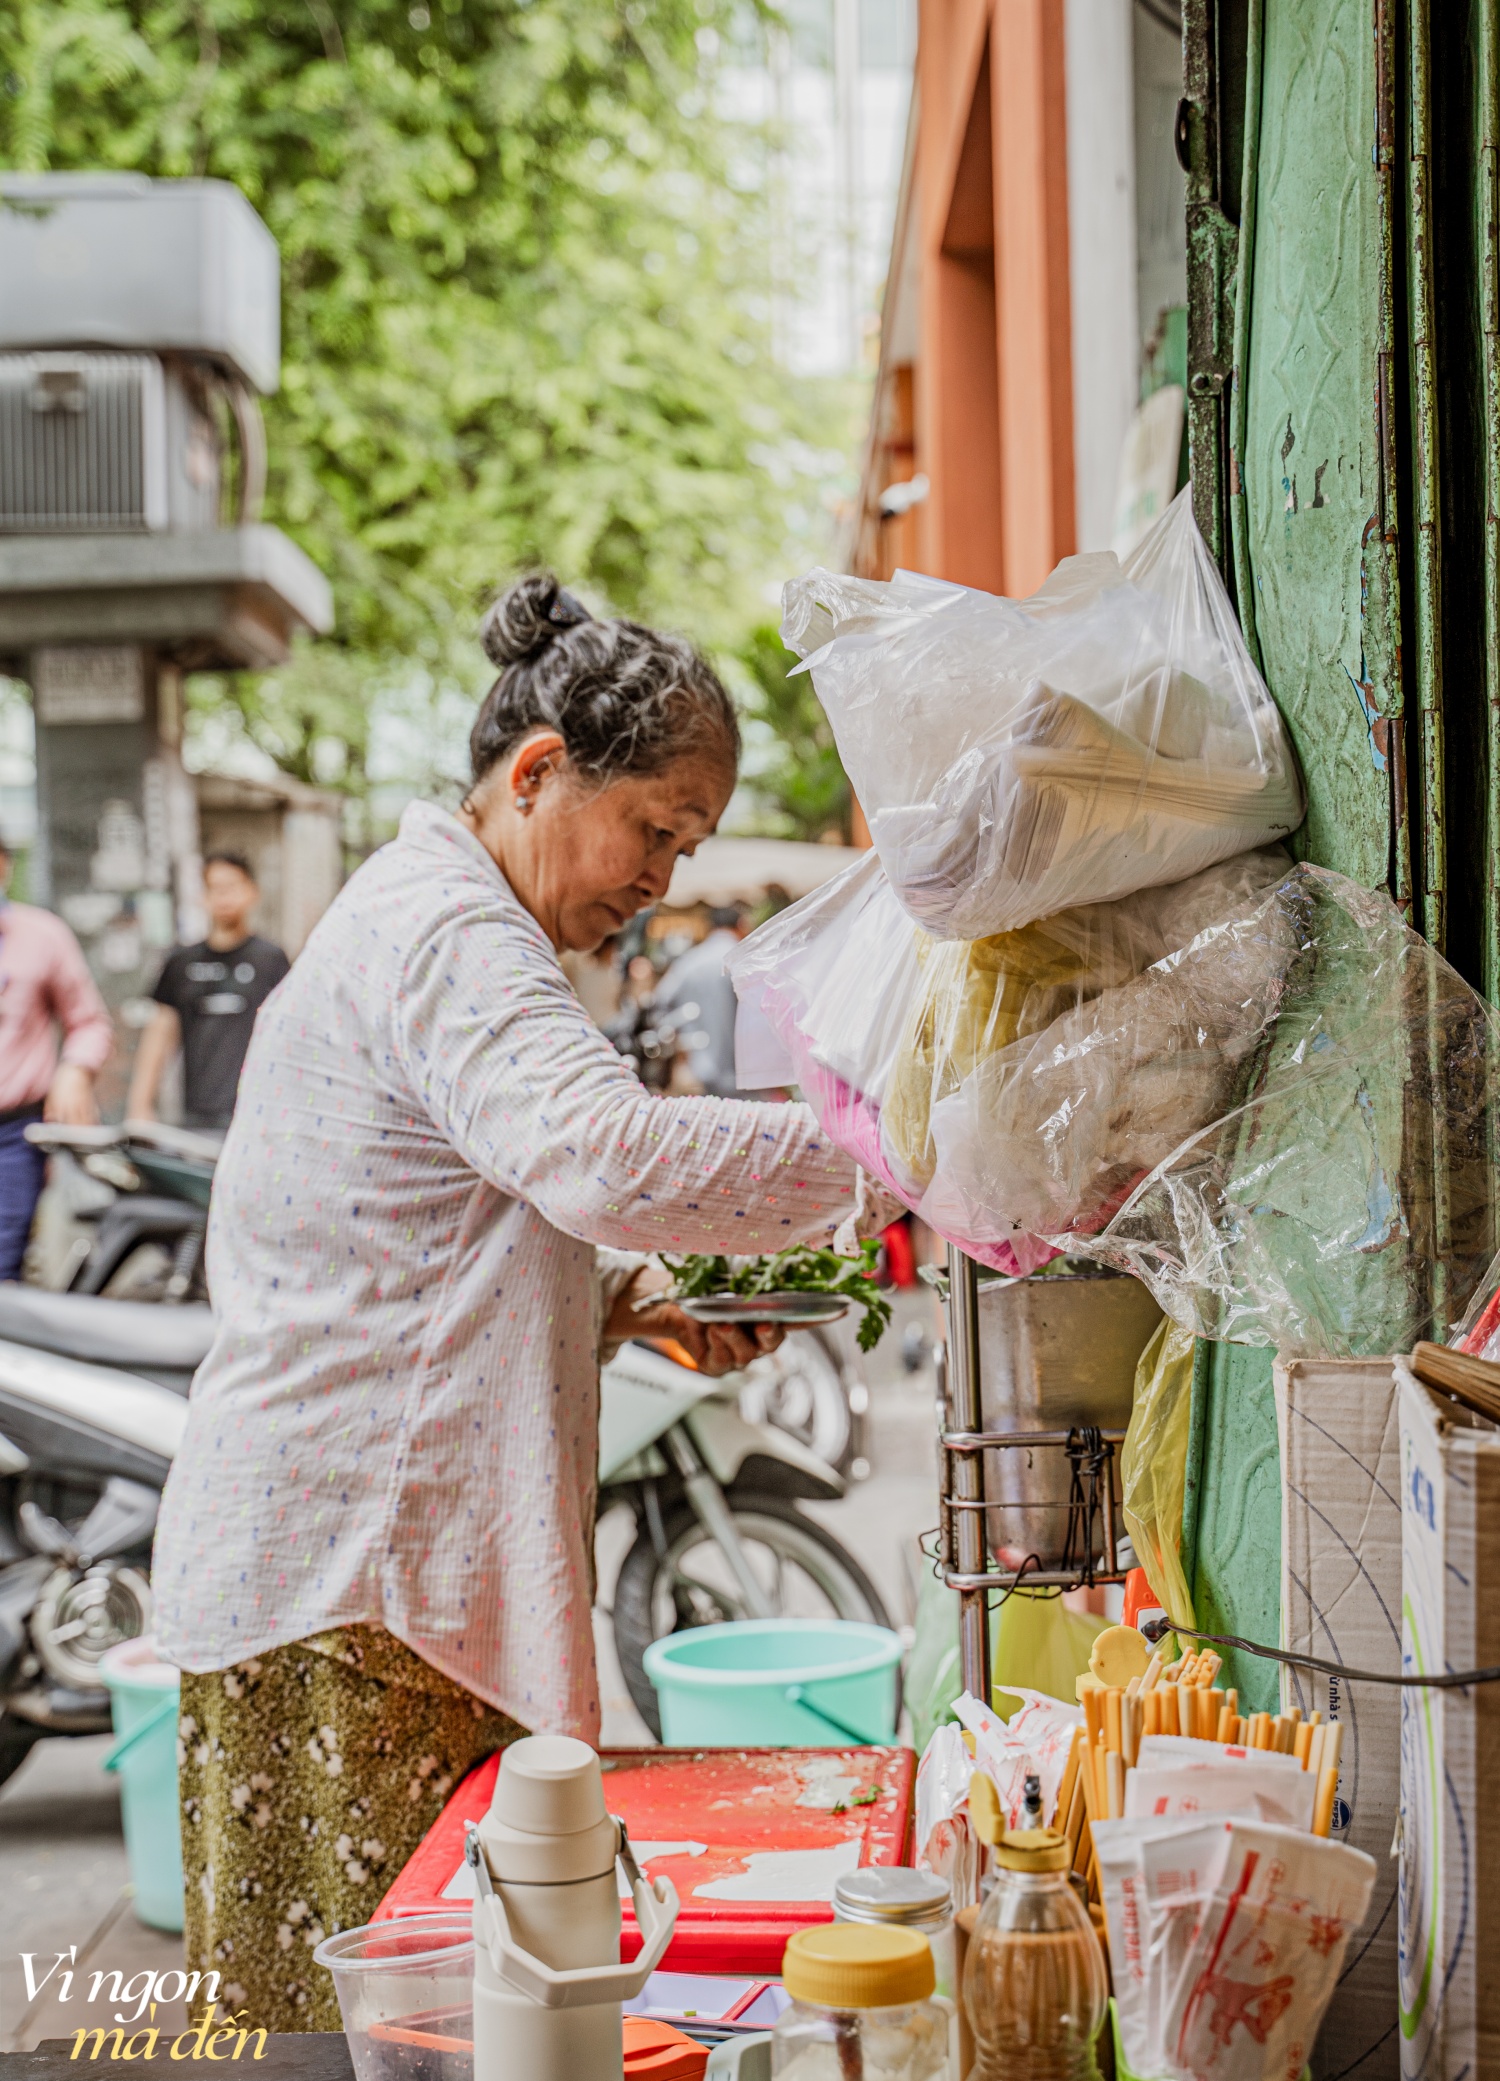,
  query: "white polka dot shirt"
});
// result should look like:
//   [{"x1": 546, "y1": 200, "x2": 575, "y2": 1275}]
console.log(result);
[{"x1": 152, "y1": 803, "x2": 858, "y2": 1739}]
